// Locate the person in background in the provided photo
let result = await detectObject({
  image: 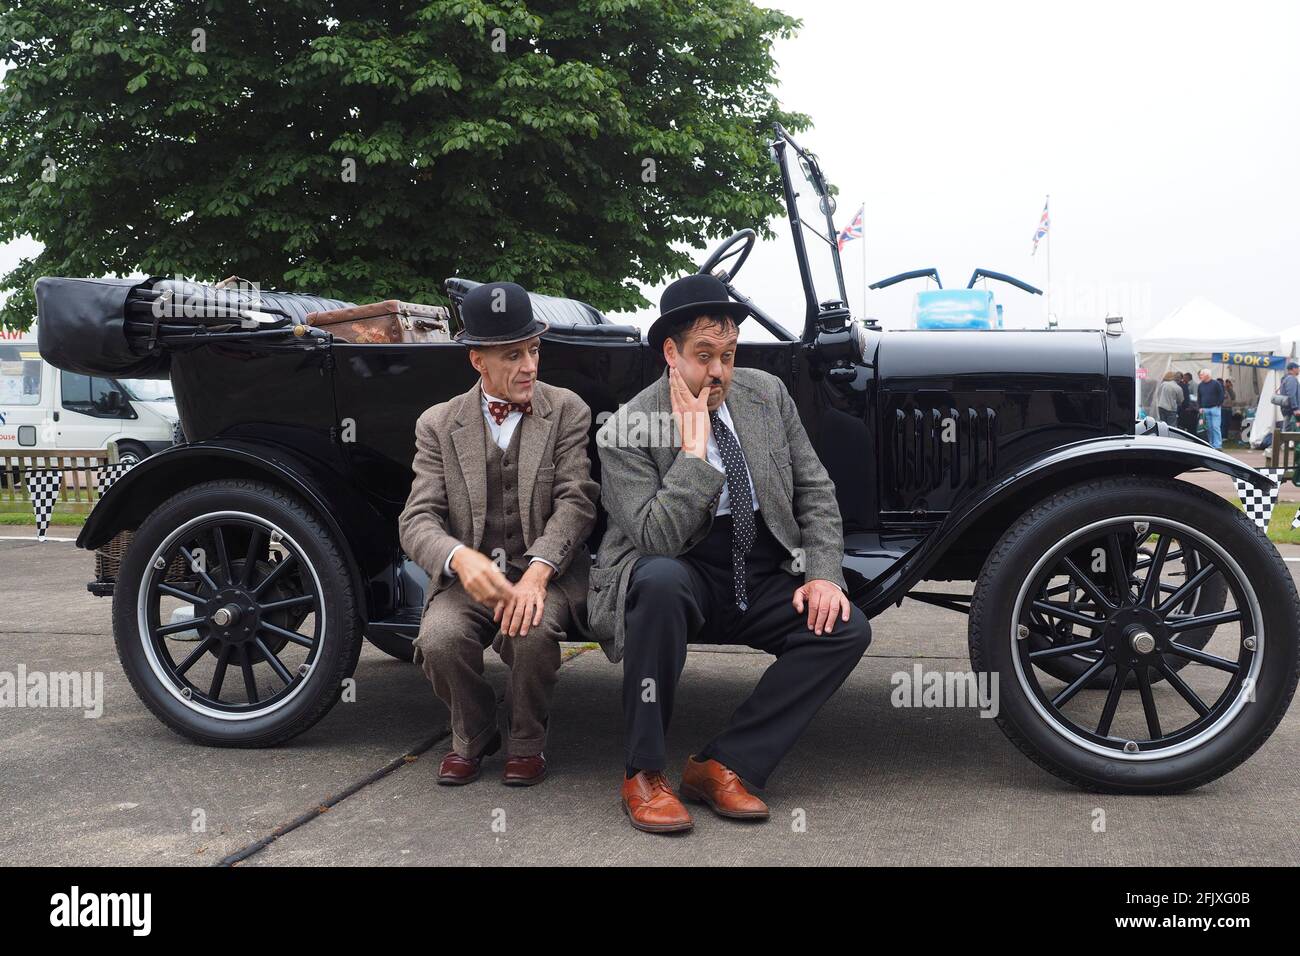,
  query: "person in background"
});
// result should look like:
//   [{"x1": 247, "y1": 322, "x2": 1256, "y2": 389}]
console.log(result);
[
  {"x1": 1155, "y1": 371, "x2": 1182, "y2": 428},
  {"x1": 1278, "y1": 361, "x2": 1300, "y2": 424},
  {"x1": 1197, "y1": 368, "x2": 1225, "y2": 449},
  {"x1": 1217, "y1": 377, "x2": 1238, "y2": 439},
  {"x1": 1263, "y1": 362, "x2": 1300, "y2": 463},
  {"x1": 1176, "y1": 373, "x2": 1196, "y2": 433}
]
